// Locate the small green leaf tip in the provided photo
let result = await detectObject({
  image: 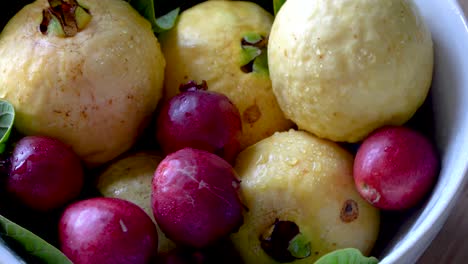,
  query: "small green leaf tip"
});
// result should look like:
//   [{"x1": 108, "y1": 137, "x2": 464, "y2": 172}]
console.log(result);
[
  {"x1": 0, "y1": 100, "x2": 15, "y2": 154},
  {"x1": 273, "y1": 0, "x2": 287, "y2": 16},
  {"x1": 314, "y1": 248, "x2": 379, "y2": 264},
  {"x1": 155, "y1": 8, "x2": 180, "y2": 33},
  {"x1": 125, "y1": 0, "x2": 179, "y2": 34}
]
